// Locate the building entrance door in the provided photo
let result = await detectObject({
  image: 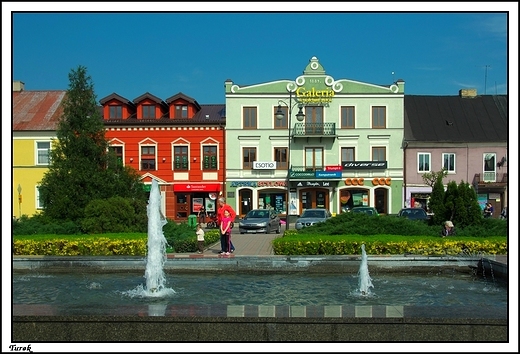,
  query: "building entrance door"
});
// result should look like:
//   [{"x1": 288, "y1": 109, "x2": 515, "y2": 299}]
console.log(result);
[{"x1": 300, "y1": 189, "x2": 328, "y2": 210}]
